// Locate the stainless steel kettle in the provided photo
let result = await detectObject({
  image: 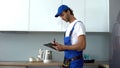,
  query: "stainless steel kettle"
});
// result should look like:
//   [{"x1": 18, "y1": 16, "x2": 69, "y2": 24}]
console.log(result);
[{"x1": 43, "y1": 50, "x2": 52, "y2": 63}]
